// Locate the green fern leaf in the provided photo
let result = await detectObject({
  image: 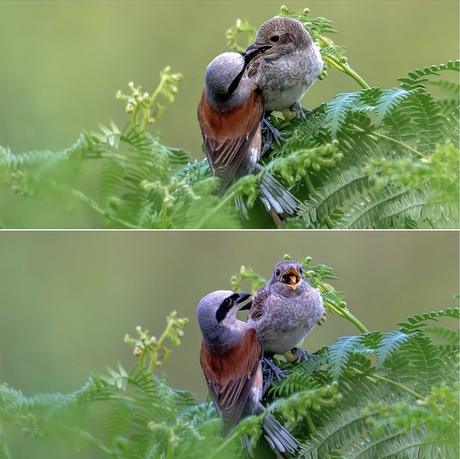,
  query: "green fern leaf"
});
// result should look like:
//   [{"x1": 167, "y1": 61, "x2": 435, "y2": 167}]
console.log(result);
[
  {"x1": 327, "y1": 335, "x2": 367, "y2": 381},
  {"x1": 398, "y1": 308, "x2": 459, "y2": 332},
  {"x1": 375, "y1": 88, "x2": 416, "y2": 126},
  {"x1": 398, "y1": 60, "x2": 460, "y2": 90},
  {"x1": 375, "y1": 331, "x2": 413, "y2": 371},
  {"x1": 325, "y1": 92, "x2": 362, "y2": 137}
]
